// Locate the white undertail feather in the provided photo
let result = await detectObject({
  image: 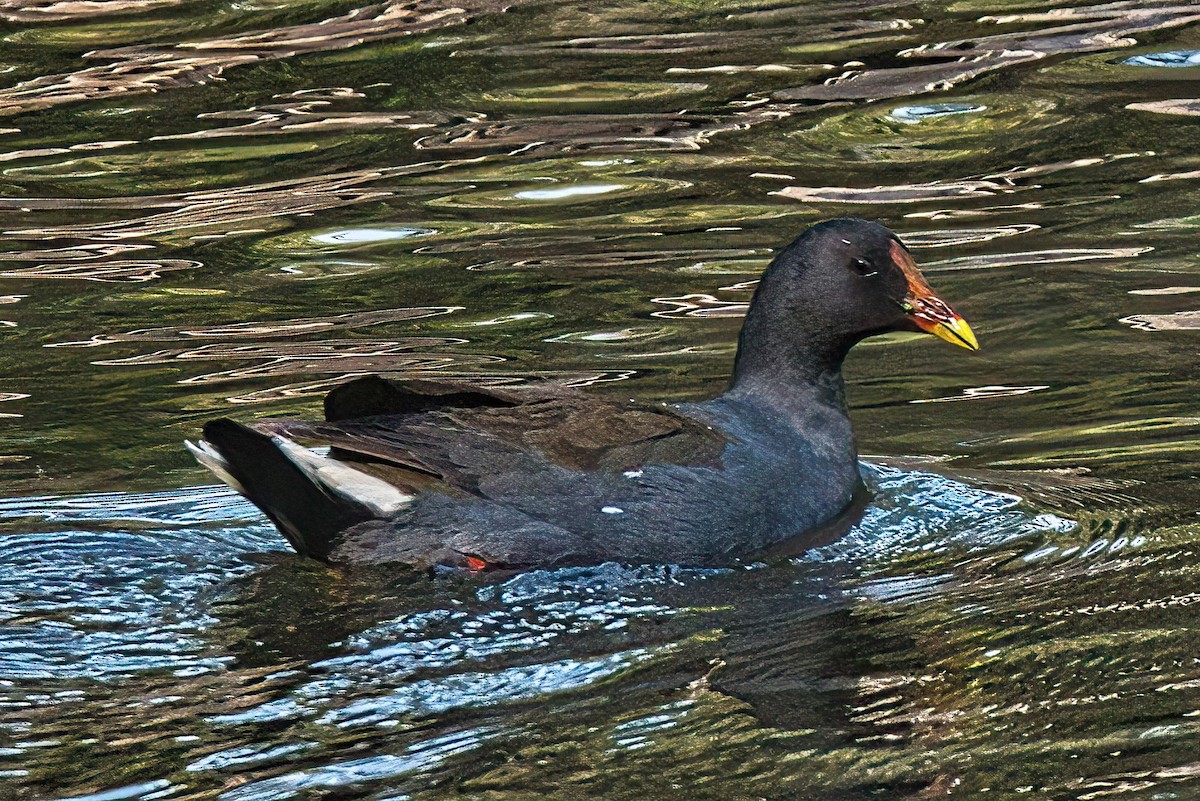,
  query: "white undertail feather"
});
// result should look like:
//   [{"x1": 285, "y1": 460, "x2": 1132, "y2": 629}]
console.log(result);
[
  {"x1": 185, "y1": 439, "x2": 247, "y2": 495},
  {"x1": 186, "y1": 436, "x2": 415, "y2": 517},
  {"x1": 270, "y1": 435, "x2": 415, "y2": 516}
]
